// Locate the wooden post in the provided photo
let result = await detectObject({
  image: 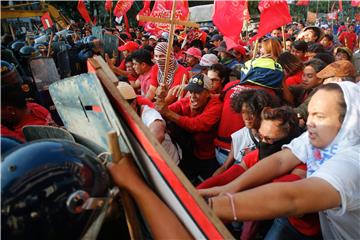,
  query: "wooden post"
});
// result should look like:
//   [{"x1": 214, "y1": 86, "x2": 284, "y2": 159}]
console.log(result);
[
  {"x1": 47, "y1": 32, "x2": 54, "y2": 57},
  {"x1": 162, "y1": 0, "x2": 177, "y2": 88},
  {"x1": 281, "y1": 25, "x2": 286, "y2": 51},
  {"x1": 9, "y1": 23, "x2": 15, "y2": 40},
  {"x1": 252, "y1": 39, "x2": 259, "y2": 60},
  {"x1": 107, "y1": 131, "x2": 143, "y2": 240}
]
